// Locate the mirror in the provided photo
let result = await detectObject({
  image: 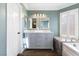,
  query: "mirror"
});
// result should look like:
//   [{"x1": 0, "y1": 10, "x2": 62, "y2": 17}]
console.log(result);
[
  {"x1": 24, "y1": 17, "x2": 27, "y2": 30},
  {"x1": 32, "y1": 18, "x2": 37, "y2": 29},
  {"x1": 25, "y1": 13, "x2": 50, "y2": 30},
  {"x1": 26, "y1": 17, "x2": 50, "y2": 30},
  {"x1": 39, "y1": 18, "x2": 49, "y2": 30}
]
